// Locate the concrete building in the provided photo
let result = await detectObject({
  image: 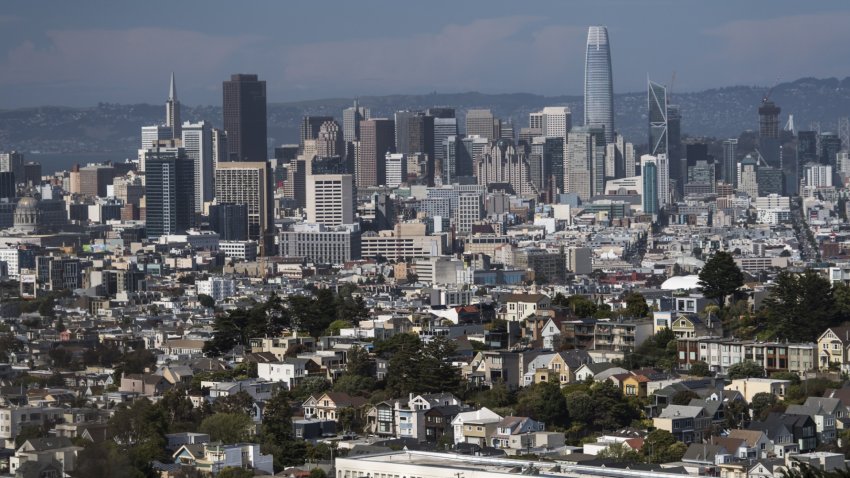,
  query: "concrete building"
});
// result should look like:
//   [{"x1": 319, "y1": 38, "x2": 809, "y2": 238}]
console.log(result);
[
  {"x1": 278, "y1": 223, "x2": 361, "y2": 264},
  {"x1": 306, "y1": 174, "x2": 355, "y2": 226},
  {"x1": 361, "y1": 223, "x2": 446, "y2": 261},
  {"x1": 215, "y1": 162, "x2": 273, "y2": 255}
]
